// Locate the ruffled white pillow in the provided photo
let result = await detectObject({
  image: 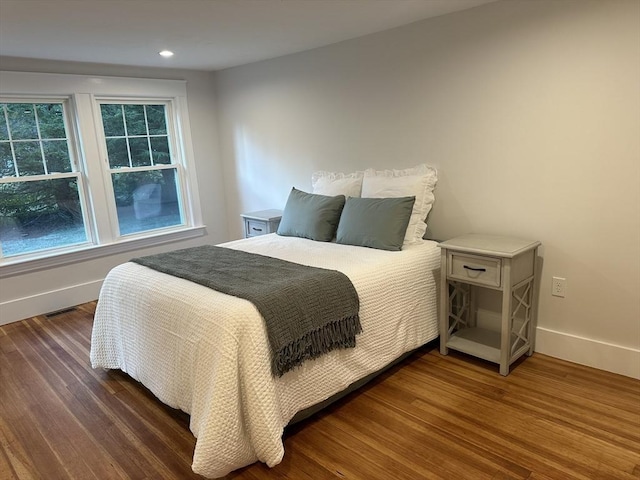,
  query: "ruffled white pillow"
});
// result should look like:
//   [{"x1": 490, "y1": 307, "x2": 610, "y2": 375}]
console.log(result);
[
  {"x1": 361, "y1": 164, "x2": 437, "y2": 244},
  {"x1": 312, "y1": 170, "x2": 364, "y2": 198}
]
